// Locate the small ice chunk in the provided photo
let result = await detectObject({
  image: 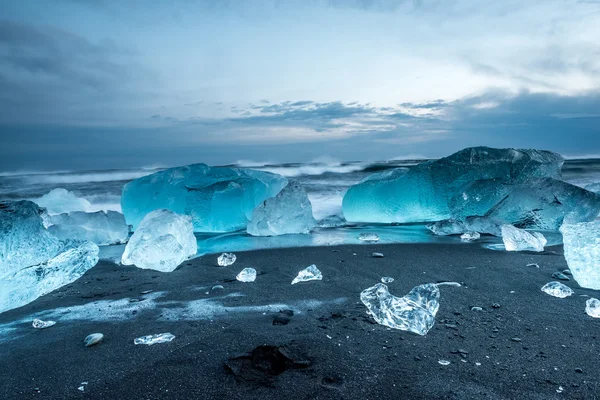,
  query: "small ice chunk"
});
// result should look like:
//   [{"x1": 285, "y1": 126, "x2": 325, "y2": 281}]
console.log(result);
[
  {"x1": 560, "y1": 221, "x2": 600, "y2": 290},
  {"x1": 217, "y1": 253, "x2": 236, "y2": 267},
  {"x1": 381, "y1": 277, "x2": 394, "y2": 283},
  {"x1": 291, "y1": 264, "x2": 322, "y2": 285},
  {"x1": 35, "y1": 188, "x2": 91, "y2": 215},
  {"x1": 541, "y1": 281, "x2": 574, "y2": 298},
  {"x1": 247, "y1": 181, "x2": 316, "y2": 236},
  {"x1": 358, "y1": 233, "x2": 380, "y2": 242},
  {"x1": 438, "y1": 360, "x2": 451, "y2": 366},
  {"x1": 121, "y1": 209, "x2": 197, "y2": 272},
  {"x1": 552, "y1": 271, "x2": 570, "y2": 281},
  {"x1": 134, "y1": 332, "x2": 175, "y2": 345},
  {"x1": 317, "y1": 214, "x2": 347, "y2": 228},
  {"x1": 236, "y1": 267, "x2": 257, "y2": 282},
  {"x1": 585, "y1": 298, "x2": 600, "y2": 318},
  {"x1": 527, "y1": 263, "x2": 540, "y2": 268},
  {"x1": 32, "y1": 319, "x2": 56, "y2": 329},
  {"x1": 372, "y1": 252, "x2": 384, "y2": 258},
  {"x1": 461, "y1": 231, "x2": 480, "y2": 242},
  {"x1": 470, "y1": 306, "x2": 483, "y2": 311},
  {"x1": 84, "y1": 333, "x2": 104, "y2": 347},
  {"x1": 436, "y1": 282, "x2": 462, "y2": 287},
  {"x1": 360, "y1": 283, "x2": 439, "y2": 335},
  {"x1": 211, "y1": 285, "x2": 224, "y2": 291},
  {"x1": 501, "y1": 225, "x2": 546, "y2": 252}
]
